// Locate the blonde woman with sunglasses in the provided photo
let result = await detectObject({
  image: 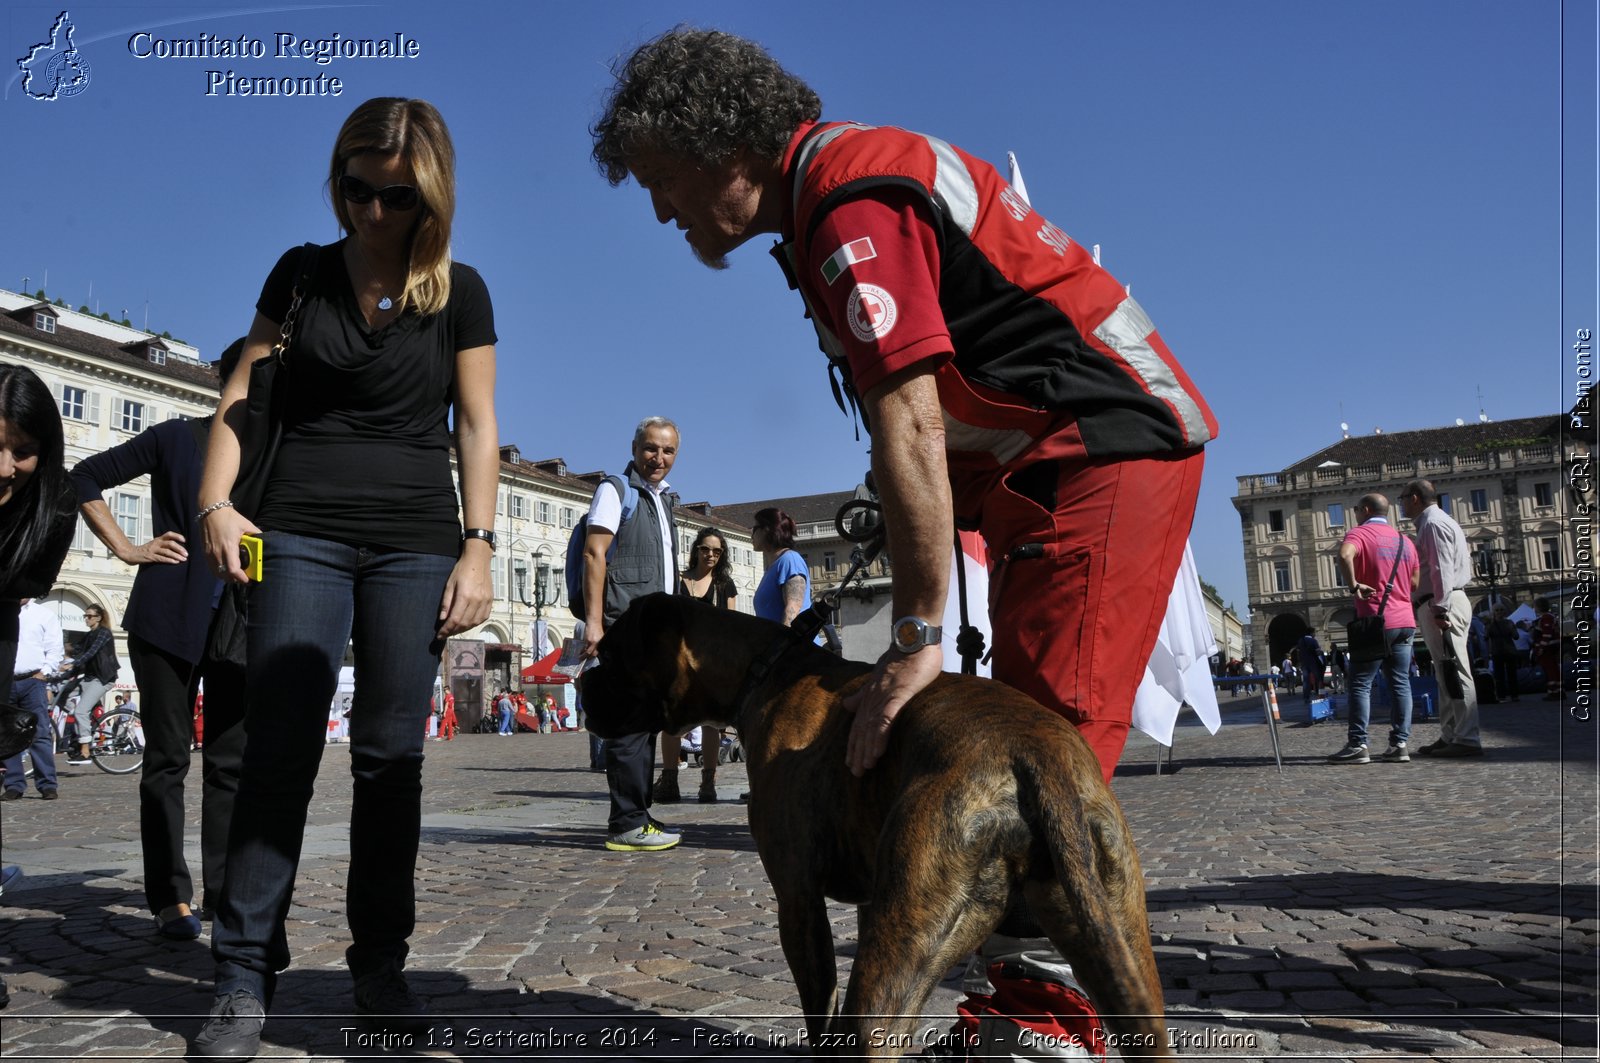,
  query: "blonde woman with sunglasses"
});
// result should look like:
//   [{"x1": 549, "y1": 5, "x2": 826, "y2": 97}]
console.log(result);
[{"x1": 194, "y1": 97, "x2": 498, "y2": 1059}]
